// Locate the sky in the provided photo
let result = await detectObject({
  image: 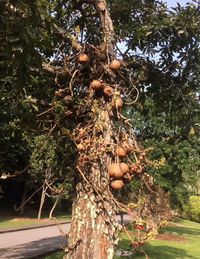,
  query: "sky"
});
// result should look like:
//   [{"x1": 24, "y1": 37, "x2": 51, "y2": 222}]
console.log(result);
[{"x1": 164, "y1": 0, "x2": 191, "y2": 7}]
